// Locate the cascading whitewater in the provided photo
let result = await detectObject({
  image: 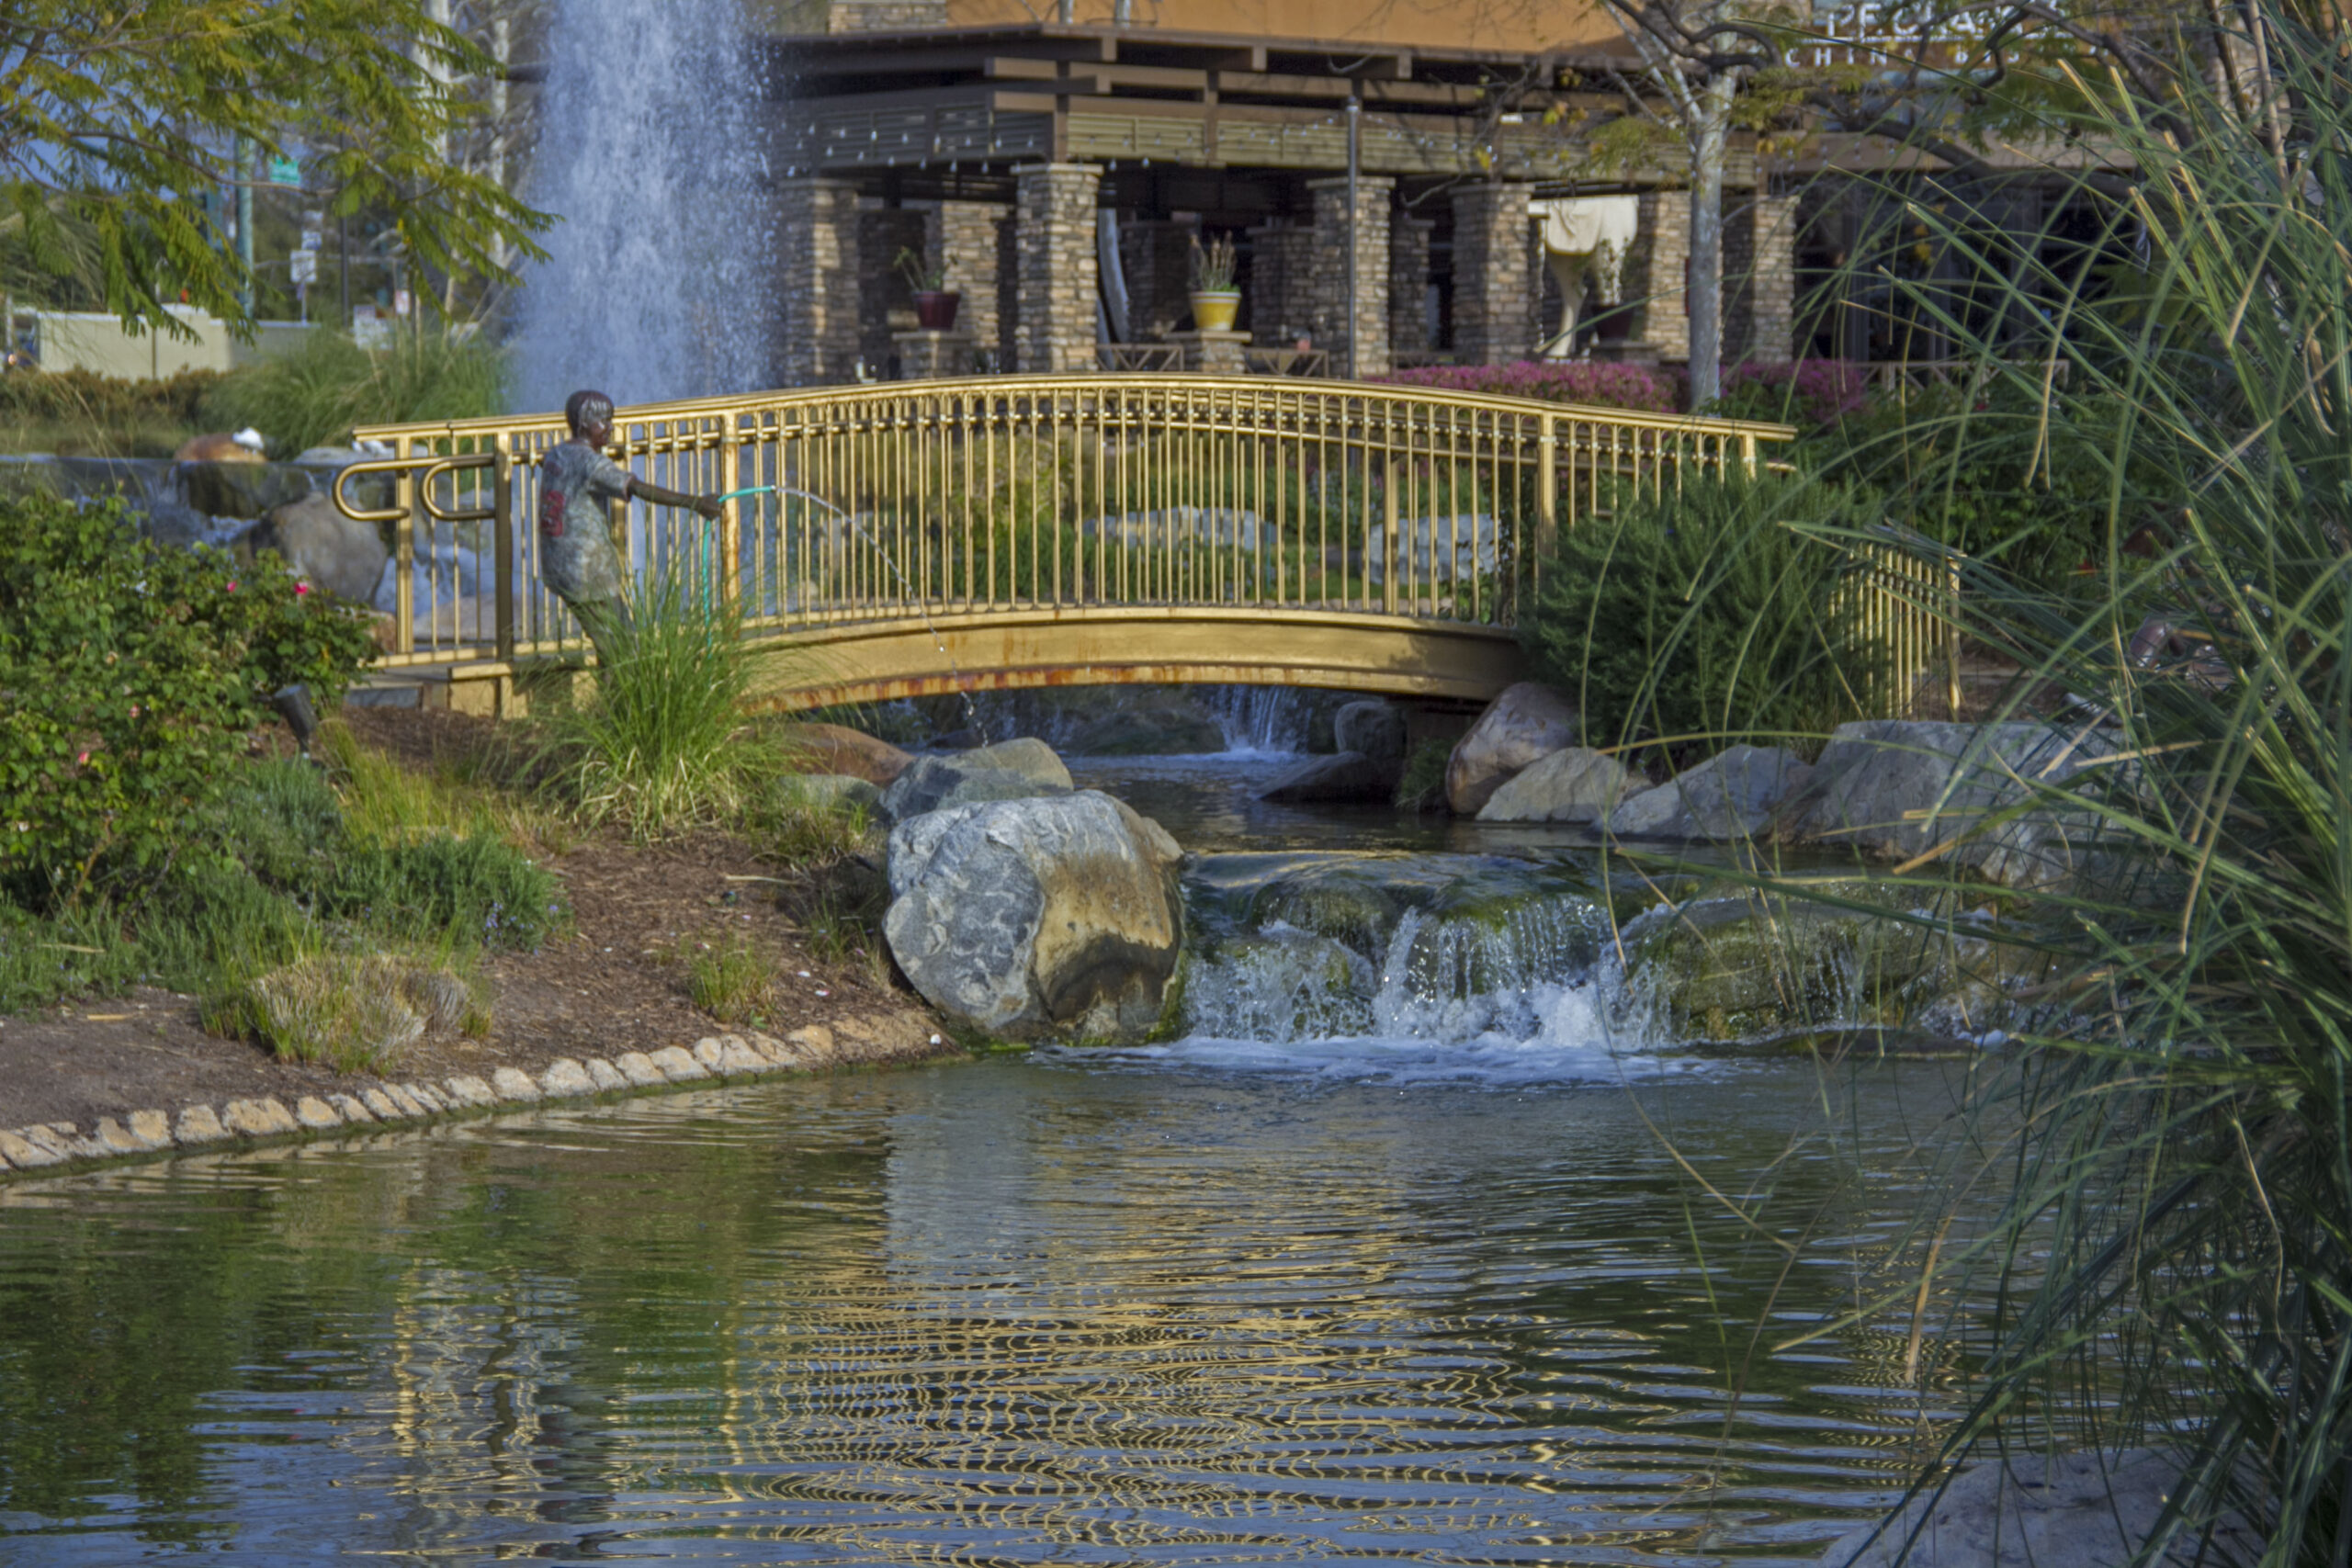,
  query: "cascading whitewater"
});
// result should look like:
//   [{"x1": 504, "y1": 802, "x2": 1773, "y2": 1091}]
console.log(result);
[
  {"x1": 1208, "y1": 687, "x2": 1313, "y2": 755},
  {"x1": 513, "y1": 0, "x2": 770, "y2": 412}
]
